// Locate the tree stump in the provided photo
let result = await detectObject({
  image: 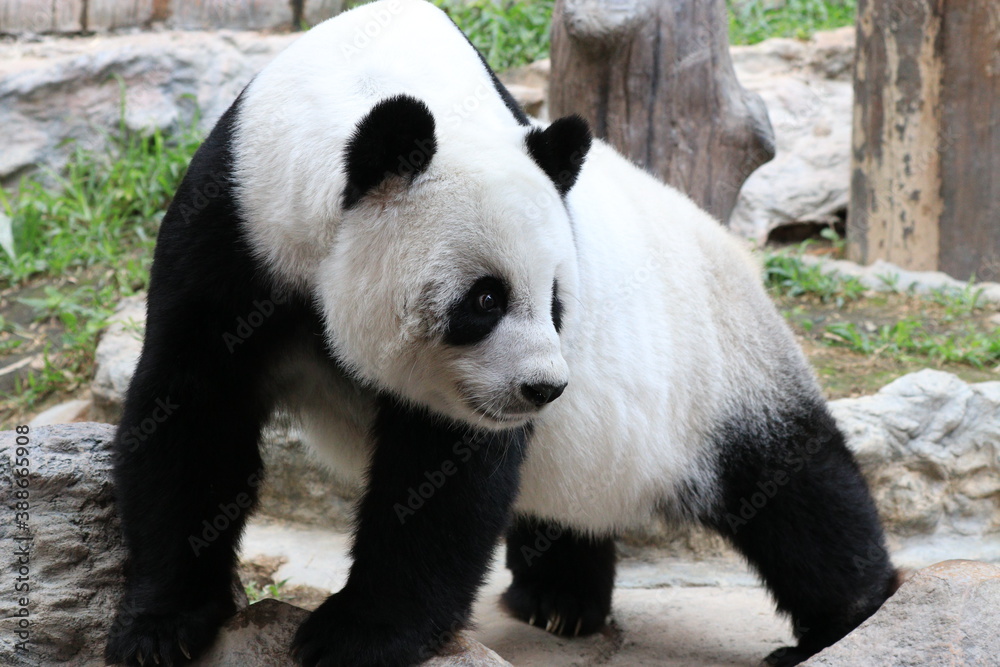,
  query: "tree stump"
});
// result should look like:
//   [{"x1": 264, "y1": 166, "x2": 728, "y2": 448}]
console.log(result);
[
  {"x1": 548, "y1": 0, "x2": 775, "y2": 223},
  {"x1": 849, "y1": 1, "x2": 1000, "y2": 281}
]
